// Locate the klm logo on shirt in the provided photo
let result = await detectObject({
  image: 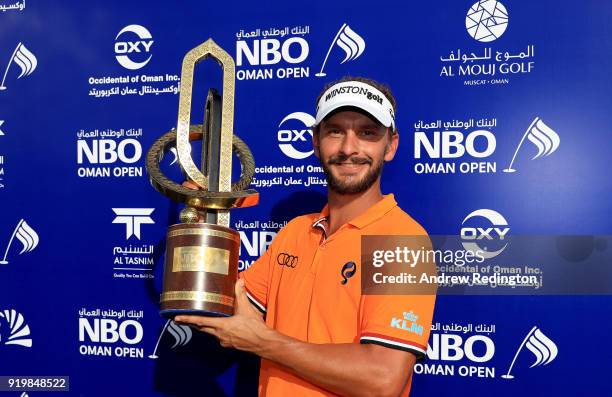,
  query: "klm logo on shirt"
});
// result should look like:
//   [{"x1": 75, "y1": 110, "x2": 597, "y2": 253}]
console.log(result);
[{"x1": 390, "y1": 311, "x2": 423, "y2": 336}]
